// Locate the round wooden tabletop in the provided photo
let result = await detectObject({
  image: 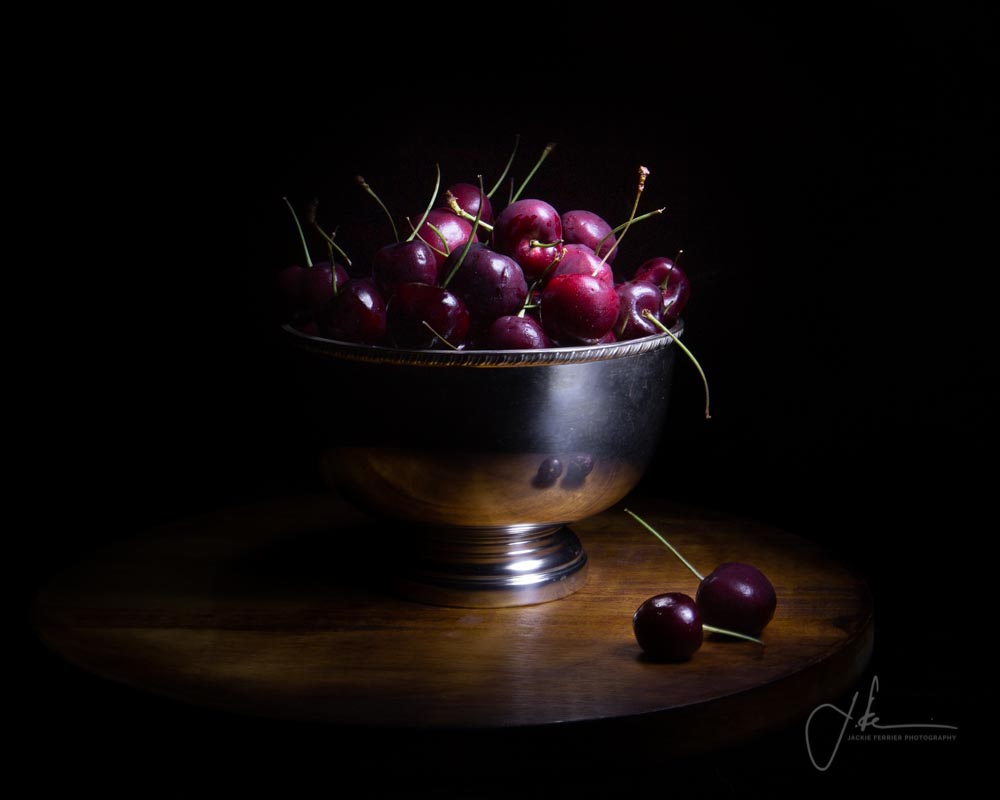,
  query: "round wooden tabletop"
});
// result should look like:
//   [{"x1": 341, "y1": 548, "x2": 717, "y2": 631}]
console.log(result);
[{"x1": 31, "y1": 494, "x2": 872, "y2": 754}]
